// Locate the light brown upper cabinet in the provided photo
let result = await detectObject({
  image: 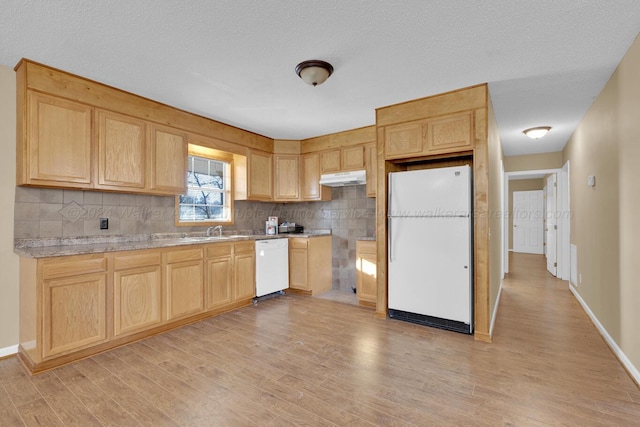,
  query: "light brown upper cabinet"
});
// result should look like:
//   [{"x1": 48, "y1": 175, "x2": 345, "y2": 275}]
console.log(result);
[
  {"x1": 95, "y1": 110, "x2": 147, "y2": 190},
  {"x1": 364, "y1": 143, "x2": 376, "y2": 198},
  {"x1": 246, "y1": 149, "x2": 273, "y2": 201},
  {"x1": 341, "y1": 145, "x2": 365, "y2": 171},
  {"x1": 149, "y1": 124, "x2": 188, "y2": 194},
  {"x1": 20, "y1": 92, "x2": 93, "y2": 188},
  {"x1": 425, "y1": 112, "x2": 473, "y2": 154},
  {"x1": 301, "y1": 153, "x2": 331, "y2": 201},
  {"x1": 384, "y1": 121, "x2": 424, "y2": 160},
  {"x1": 384, "y1": 111, "x2": 474, "y2": 160},
  {"x1": 273, "y1": 154, "x2": 300, "y2": 201},
  {"x1": 320, "y1": 146, "x2": 366, "y2": 174},
  {"x1": 320, "y1": 149, "x2": 341, "y2": 174}
]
